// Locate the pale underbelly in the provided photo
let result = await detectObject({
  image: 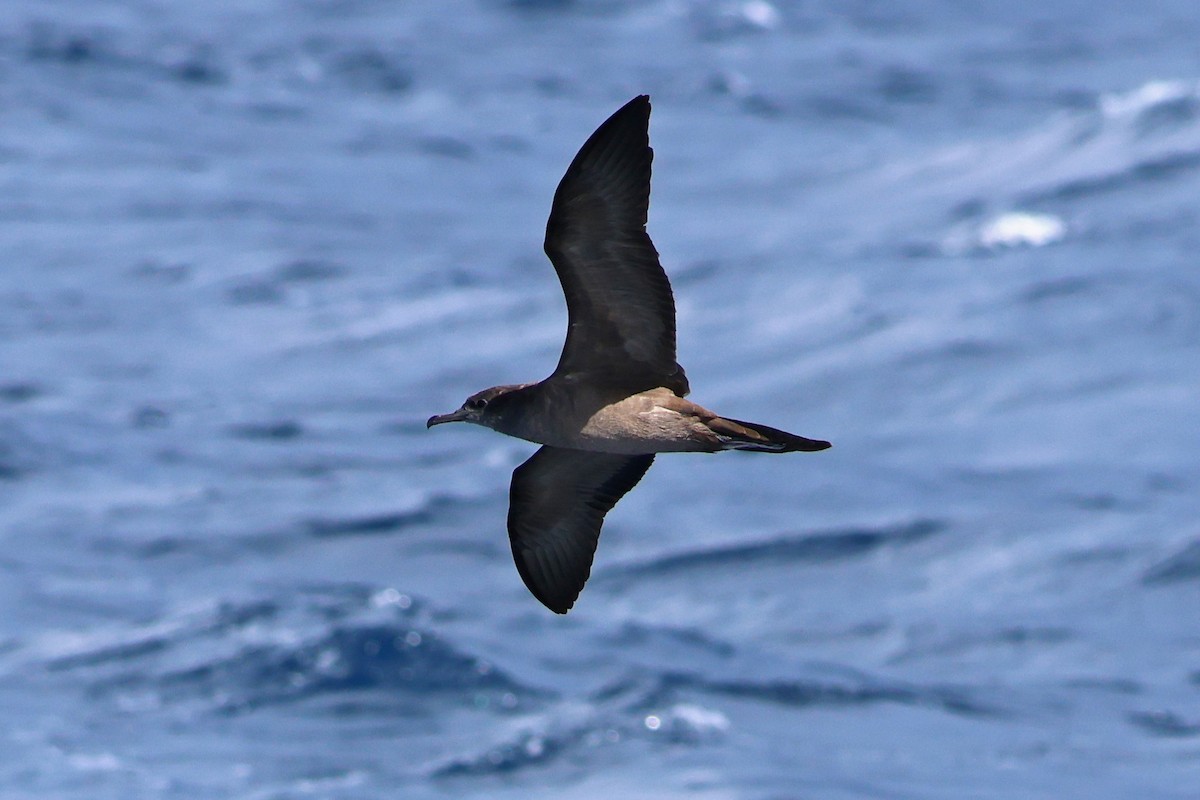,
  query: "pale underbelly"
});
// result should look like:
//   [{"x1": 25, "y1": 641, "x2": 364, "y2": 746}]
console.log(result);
[
  {"x1": 563, "y1": 428, "x2": 708, "y2": 454},
  {"x1": 500, "y1": 391, "x2": 720, "y2": 454},
  {"x1": 567, "y1": 407, "x2": 715, "y2": 454}
]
